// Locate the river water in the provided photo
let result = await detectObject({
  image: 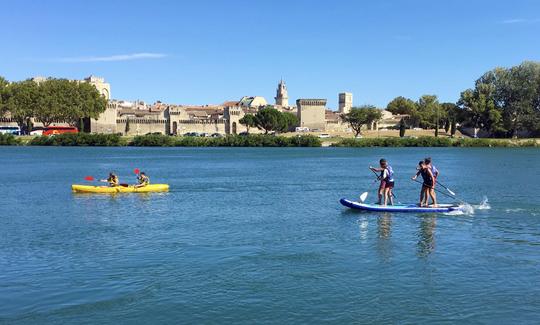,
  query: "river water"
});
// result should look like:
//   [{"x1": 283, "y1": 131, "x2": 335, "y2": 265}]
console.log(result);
[{"x1": 1, "y1": 147, "x2": 539, "y2": 324}]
